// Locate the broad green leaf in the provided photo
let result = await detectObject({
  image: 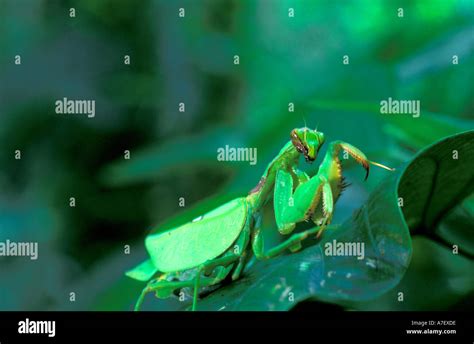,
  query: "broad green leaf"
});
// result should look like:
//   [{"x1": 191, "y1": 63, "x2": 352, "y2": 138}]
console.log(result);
[
  {"x1": 351, "y1": 237, "x2": 473, "y2": 311},
  {"x1": 437, "y1": 201, "x2": 474, "y2": 257},
  {"x1": 352, "y1": 130, "x2": 474, "y2": 310},
  {"x1": 189, "y1": 131, "x2": 472, "y2": 311},
  {"x1": 99, "y1": 126, "x2": 245, "y2": 186},
  {"x1": 398, "y1": 130, "x2": 474, "y2": 236}
]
